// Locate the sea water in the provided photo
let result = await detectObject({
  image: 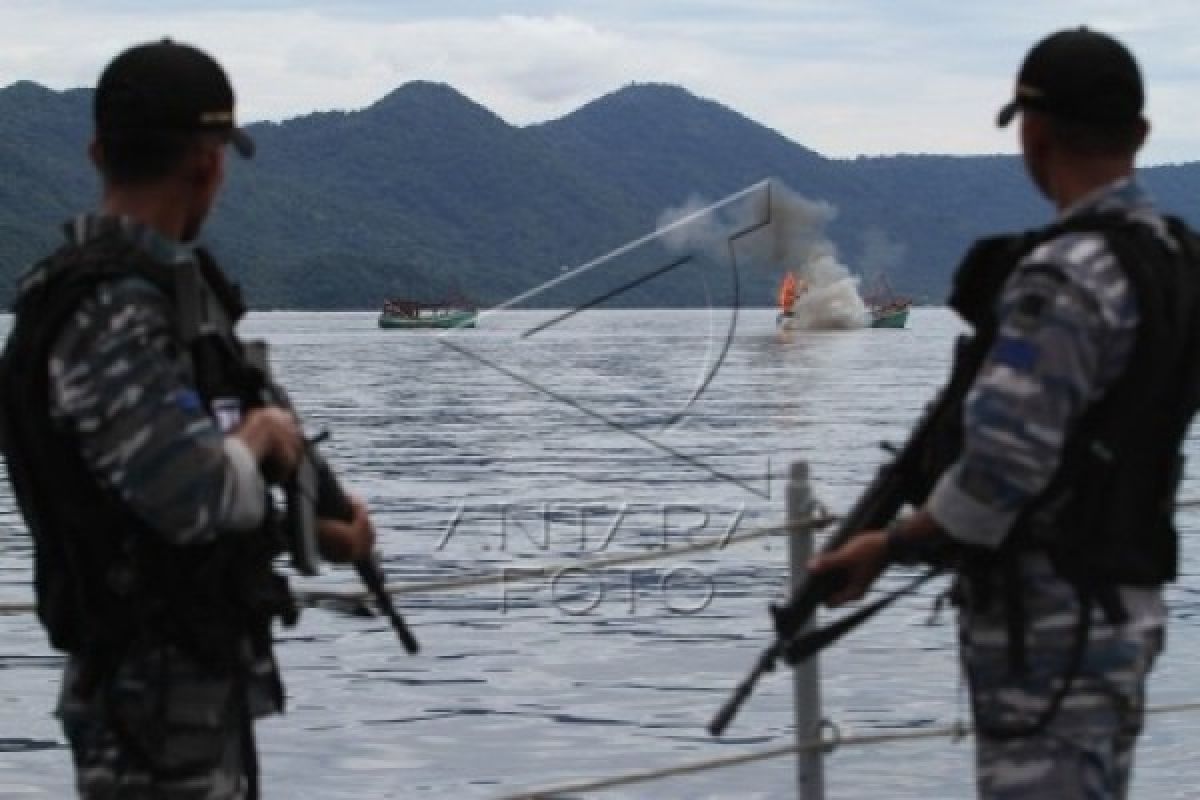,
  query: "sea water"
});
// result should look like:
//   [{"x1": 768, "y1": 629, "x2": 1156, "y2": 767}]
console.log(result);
[{"x1": 0, "y1": 308, "x2": 1197, "y2": 799}]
